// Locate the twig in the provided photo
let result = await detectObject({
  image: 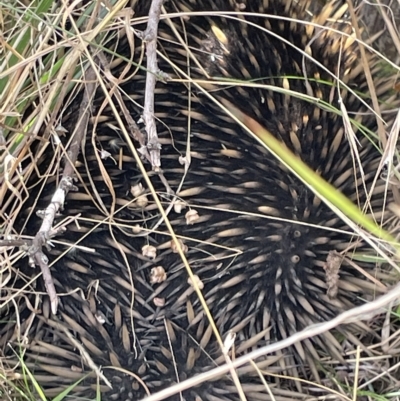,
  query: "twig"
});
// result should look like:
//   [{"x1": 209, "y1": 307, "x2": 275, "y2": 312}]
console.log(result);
[
  {"x1": 141, "y1": 281, "x2": 400, "y2": 401},
  {"x1": 27, "y1": 65, "x2": 98, "y2": 315},
  {"x1": 97, "y1": 46, "x2": 173, "y2": 193},
  {"x1": 140, "y1": 0, "x2": 165, "y2": 170},
  {"x1": 0, "y1": 239, "x2": 31, "y2": 248},
  {"x1": 96, "y1": 50, "x2": 148, "y2": 150},
  {"x1": 0, "y1": 214, "x2": 82, "y2": 250}
]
